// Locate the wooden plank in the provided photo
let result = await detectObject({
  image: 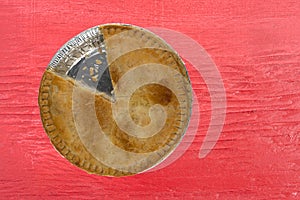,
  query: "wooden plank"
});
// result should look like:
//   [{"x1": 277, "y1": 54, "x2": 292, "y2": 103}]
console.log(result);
[{"x1": 0, "y1": 0, "x2": 299, "y2": 199}]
